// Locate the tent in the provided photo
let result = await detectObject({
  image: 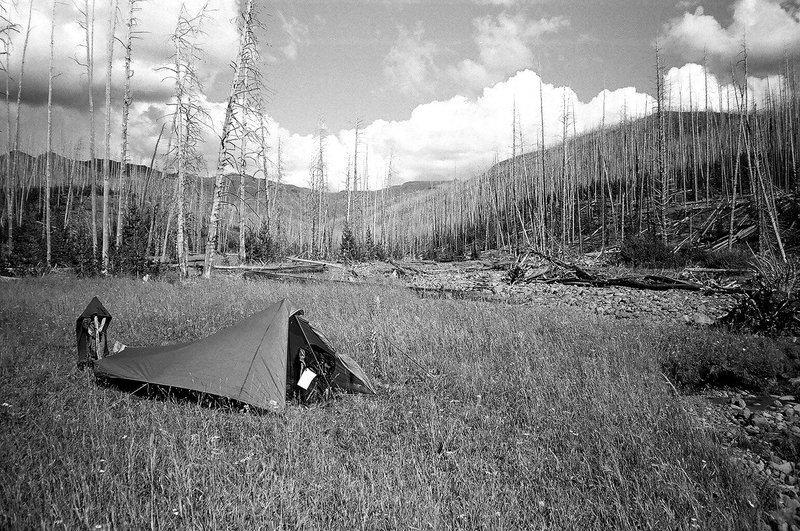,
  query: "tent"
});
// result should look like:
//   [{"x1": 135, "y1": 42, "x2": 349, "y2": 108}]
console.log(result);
[{"x1": 94, "y1": 299, "x2": 375, "y2": 411}]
